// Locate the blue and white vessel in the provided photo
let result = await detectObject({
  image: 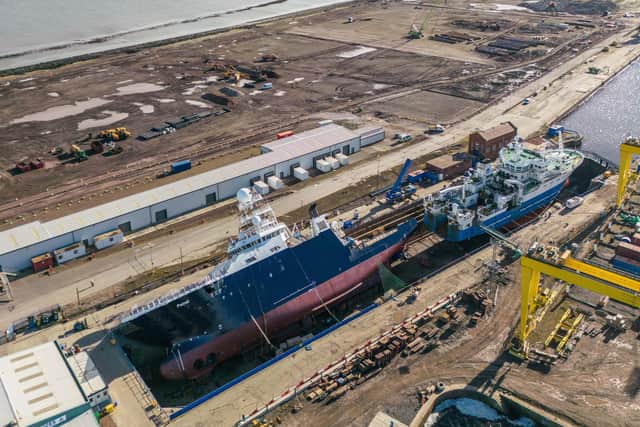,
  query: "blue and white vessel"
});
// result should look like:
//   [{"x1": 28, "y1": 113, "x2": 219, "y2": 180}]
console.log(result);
[
  {"x1": 424, "y1": 137, "x2": 583, "y2": 241},
  {"x1": 120, "y1": 188, "x2": 416, "y2": 380}
]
